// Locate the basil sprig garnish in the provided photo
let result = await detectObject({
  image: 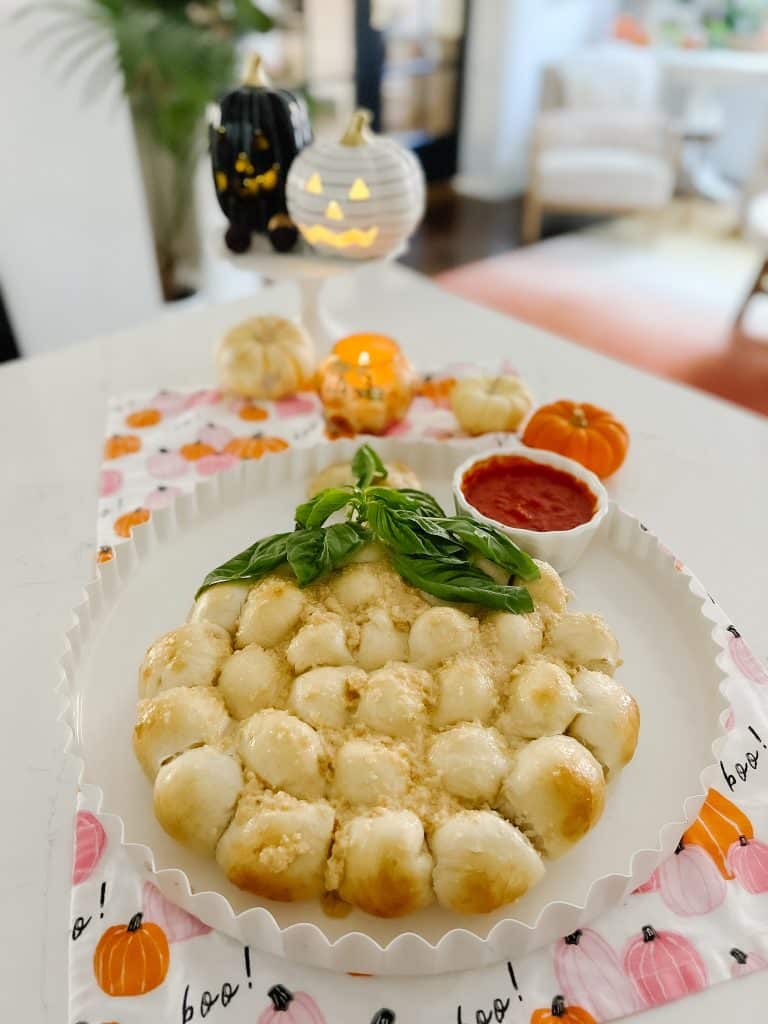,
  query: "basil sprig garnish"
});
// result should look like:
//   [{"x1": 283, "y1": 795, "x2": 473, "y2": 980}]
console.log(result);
[{"x1": 197, "y1": 444, "x2": 539, "y2": 611}]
